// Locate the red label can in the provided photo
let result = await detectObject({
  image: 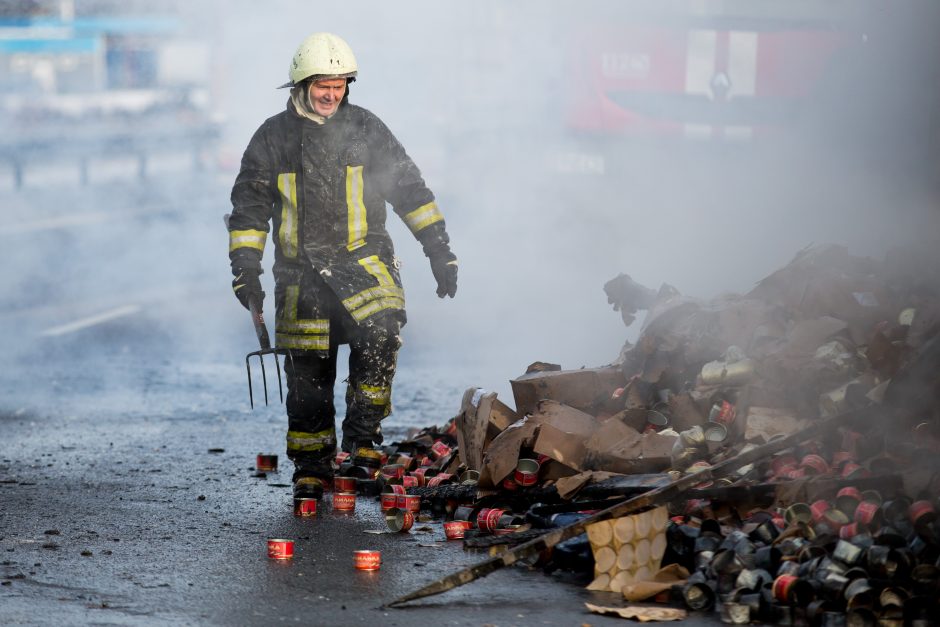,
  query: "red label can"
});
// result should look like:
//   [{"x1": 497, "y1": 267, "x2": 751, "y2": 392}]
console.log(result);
[
  {"x1": 334, "y1": 477, "x2": 357, "y2": 493},
  {"x1": 293, "y1": 498, "x2": 317, "y2": 518},
  {"x1": 335, "y1": 451, "x2": 350, "y2": 465},
  {"x1": 771, "y1": 455, "x2": 798, "y2": 475},
  {"x1": 398, "y1": 494, "x2": 420, "y2": 514},
  {"x1": 854, "y1": 500, "x2": 881, "y2": 526},
  {"x1": 380, "y1": 492, "x2": 398, "y2": 511},
  {"x1": 333, "y1": 492, "x2": 357, "y2": 512},
  {"x1": 430, "y1": 440, "x2": 452, "y2": 460},
  {"x1": 799, "y1": 454, "x2": 829, "y2": 476},
  {"x1": 267, "y1": 538, "x2": 294, "y2": 560},
  {"x1": 427, "y1": 473, "x2": 453, "y2": 488},
  {"x1": 810, "y1": 500, "x2": 831, "y2": 523},
  {"x1": 909, "y1": 500, "x2": 936, "y2": 526},
  {"x1": 839, "y1": 522, "x2": 860, "y2": 539},
  {"x1": 256, "y1": 454, "x2": 278, "y2": 472},
  {"x1": 381, "y1": 464, "x2": 405, "y2": 480},
  {"x1": 484, "y1": 508, "x2": 505, "y2": 533},
  {"x1": 402, "y1": 475, "x2": 418, "y2": 488},
  {"x1": 841, "y1": 463, "x2": 869, "y2": 480},
  {"x1": 772, "y1": 574, "x2": 797, "y2": 603},
  {"x1": 353, "y1": 550, "x2": 381, "y2": 571},
  {"x1": 444, "y1": 520, "x2": 472, "y2": 540}
]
